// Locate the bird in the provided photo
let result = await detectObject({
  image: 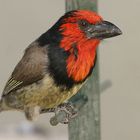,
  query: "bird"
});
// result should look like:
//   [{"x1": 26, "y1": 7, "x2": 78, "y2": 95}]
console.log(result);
[{"x1": 0, "y1": 10, "x2": 122, "y2": 122}]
